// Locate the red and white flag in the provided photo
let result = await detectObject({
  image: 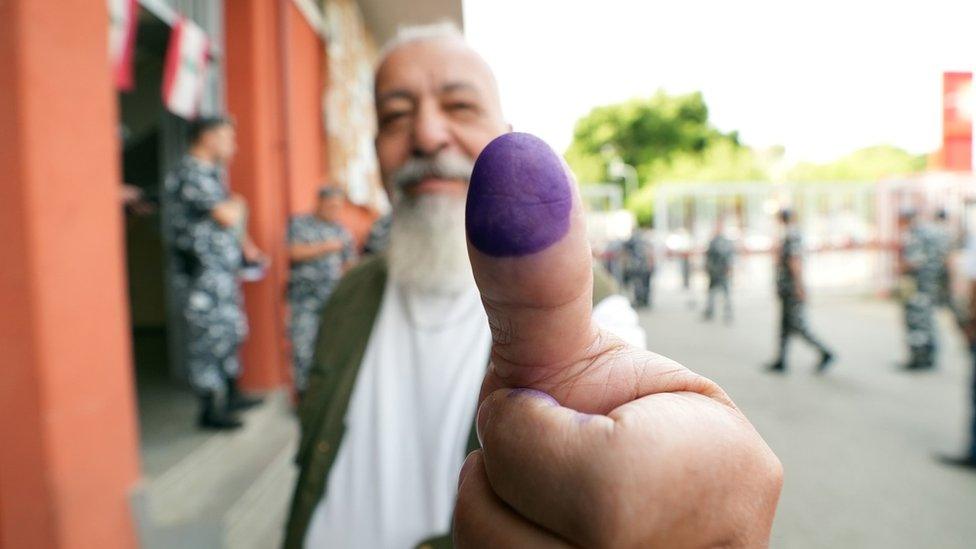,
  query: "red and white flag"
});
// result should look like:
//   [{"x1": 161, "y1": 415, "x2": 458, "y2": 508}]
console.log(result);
[
  {"x1": 108, "y1": 0, "x2": 138, "y2": 91},
  {"x1": 162, "y1": 17, "x2": 211, "y2": 119}
]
